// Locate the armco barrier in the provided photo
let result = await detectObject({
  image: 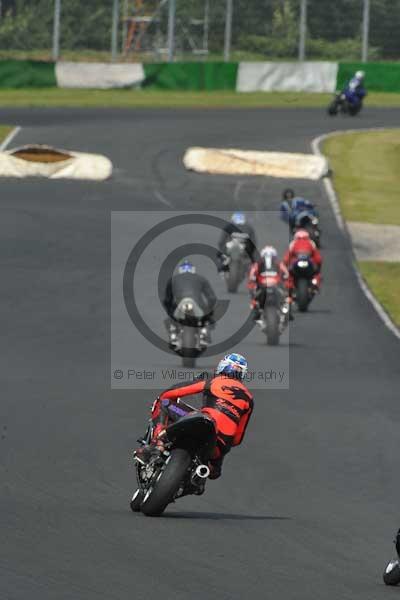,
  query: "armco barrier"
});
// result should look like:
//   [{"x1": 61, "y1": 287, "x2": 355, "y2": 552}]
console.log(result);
[
  {"x1": 55, "y1": 62, "x2": 144, "y2": 89},
  {"x1": 237, "y1": 61, "x2": 338, "y2": 93},
  {"x1": 0, "y1": 60, "x2": 399, "y2": 93},
  {"x1": 0, "y1": 60, "x2": 56, "y2": 88},
  {"x1": 142, "y1": 62, "x2": 238, "y2": 91}
]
